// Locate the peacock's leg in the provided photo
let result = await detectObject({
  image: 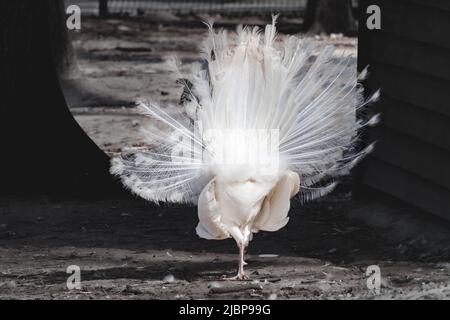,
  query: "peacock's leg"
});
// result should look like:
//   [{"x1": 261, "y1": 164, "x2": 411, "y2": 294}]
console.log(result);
[
  {"x1": 237, "y1": 242, "x2": 249, "y2": 280},
  {"x1": 222, "y1": 242, "x2": 249, "y2": 280}
]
